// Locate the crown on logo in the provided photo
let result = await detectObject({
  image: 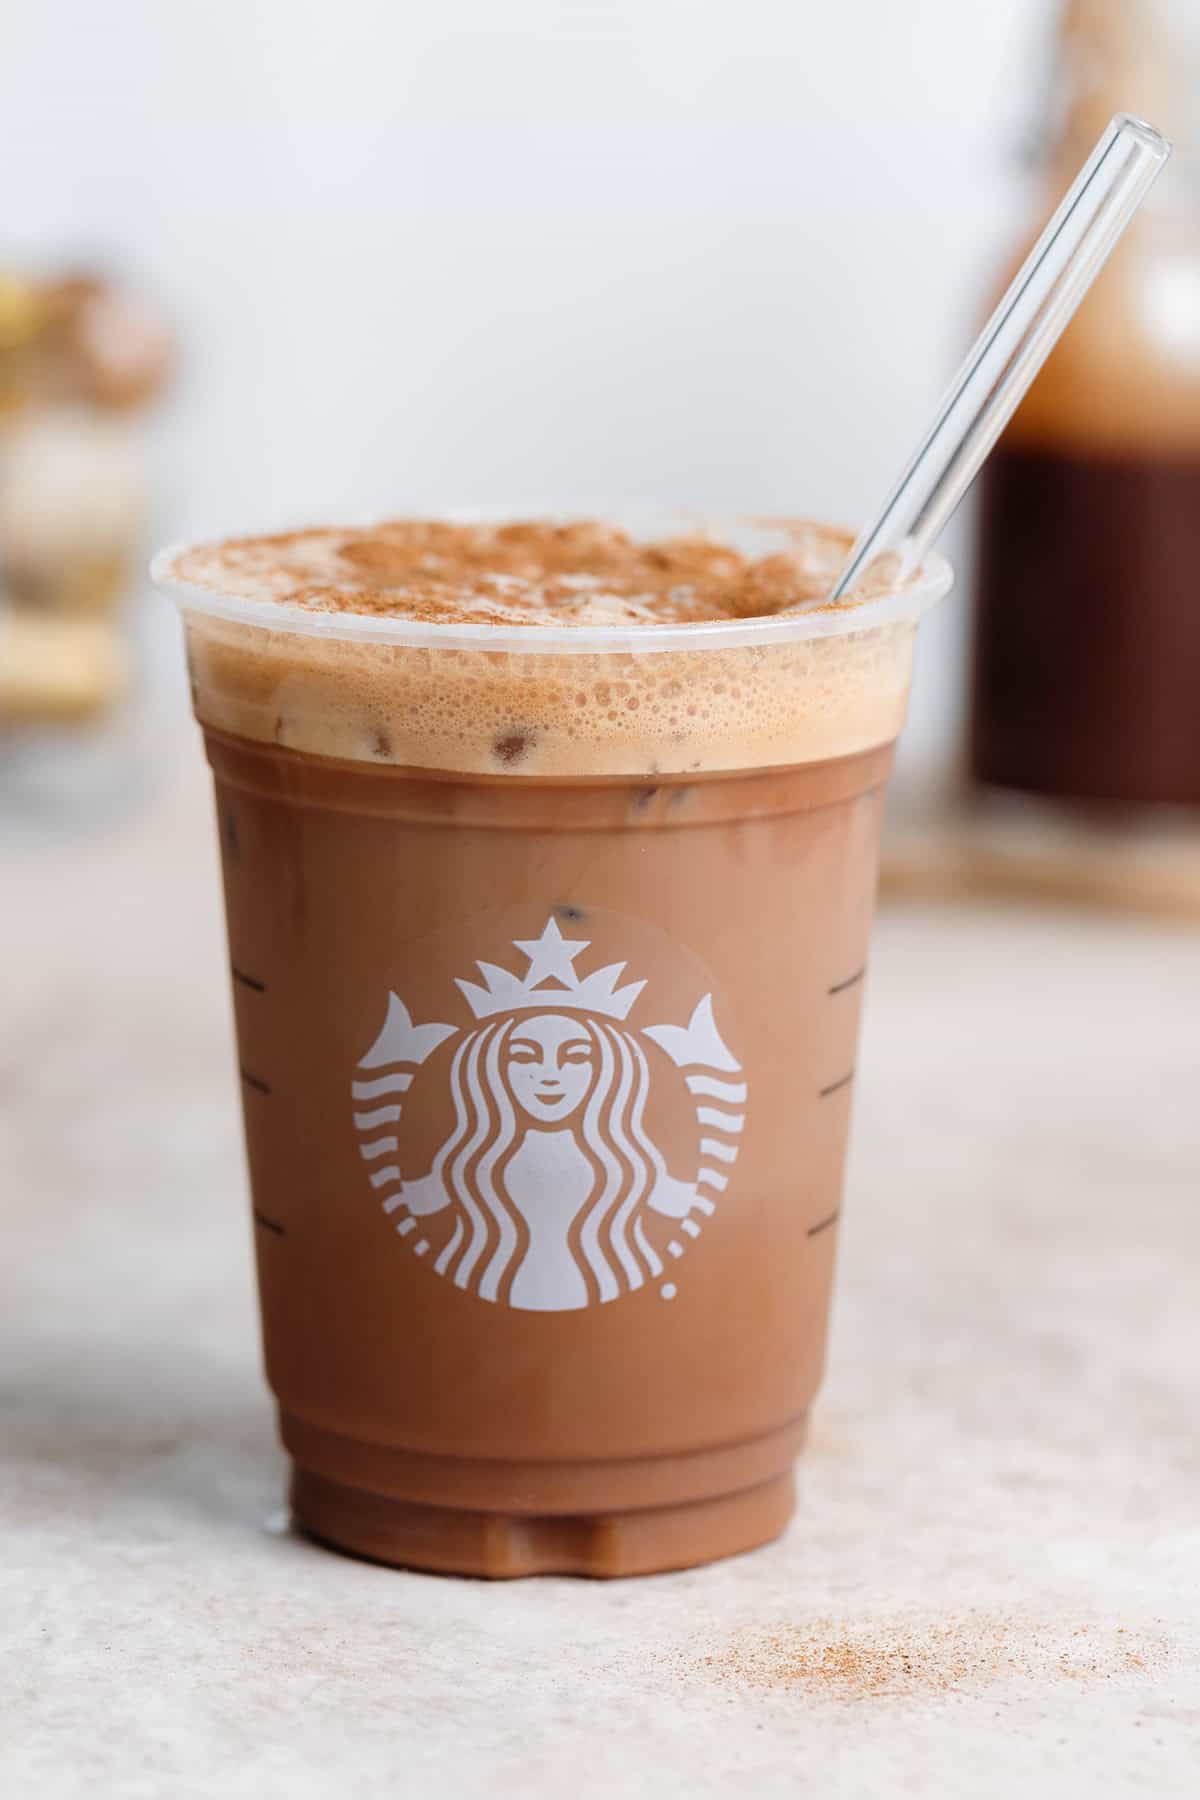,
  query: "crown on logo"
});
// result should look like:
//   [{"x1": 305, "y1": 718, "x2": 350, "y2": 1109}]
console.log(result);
[{"x1": 456, "y1": 917, "x2": 647, "y2": 1022}]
